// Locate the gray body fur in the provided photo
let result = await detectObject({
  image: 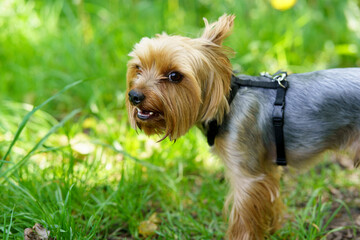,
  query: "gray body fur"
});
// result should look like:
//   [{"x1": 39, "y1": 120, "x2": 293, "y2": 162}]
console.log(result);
[{"x1": 217, "y1": 68, "x2": 360, "y2": 169}]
